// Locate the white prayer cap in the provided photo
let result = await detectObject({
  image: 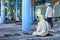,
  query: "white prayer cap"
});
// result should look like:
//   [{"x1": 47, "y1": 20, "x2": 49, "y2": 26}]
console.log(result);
[{"x1": 47, "y1": 3, "x2": 51, "y2": 6}]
